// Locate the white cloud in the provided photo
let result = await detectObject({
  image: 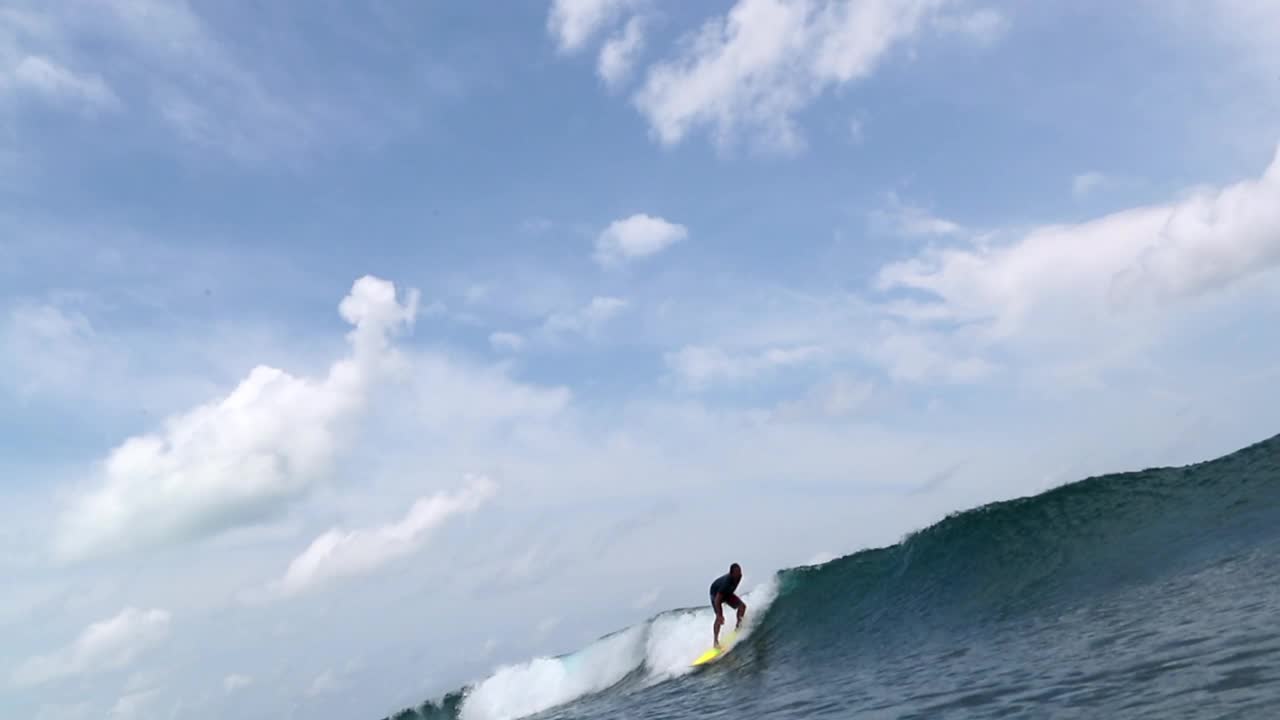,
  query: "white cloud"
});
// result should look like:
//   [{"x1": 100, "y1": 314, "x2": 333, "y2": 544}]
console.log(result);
[
  {"x1": 34, "y1": 703, "x2": 93, "y2": 720},
  {"x1": 594, "y1": 213, "x2": 688, "y2": 267},
  {"x1": 1072, "y1": 171, "x2": 1109, "y2": 198},
  {"x1": 8, "y1": 55, "x2": 118, "y2": 111},
  {"x1": 665, "y1": 344, "x2": 822, "y2": 388},
  {"x1": 1161, "y1": 0, "x2": 1280, "y2": 75},
  {"x1": 2, "y1": 301, "x2": 97, "y2": 396},
  {"x1": 848, "y1": 114, "x2": 866, "y2": 145},
  {"x1": 53, "y1": 276, "x2": 419, "y2": 561},
  {"x1": 265, "y1": 475, "x2": 496, "y2": 598},
  {"x1": 123, "y1": 669, "x2": 162, "y2": 693},
  {"x1": 597, "y1": 16, "x2": 646, "y2": 89},
  {"x1": 13, "y1": 607, "x2": 171, "y2": 687},
  {"x1": 96, "y1": 0, "x2": 380, "y2": 163},
  {"x1": 547, "y1": 0, "x2": 636, "y2": 53},
  {"x1": 109, "y1": 688, "x2": 160, "y2": 720},
  {"x1": 898, "y1": 211, "x2": 962, "y2": 237},
  {"x1": 774, "y1": 375, "x2": 874, "y2": 420},
  {"x1": 870, "y1": 330, "x2": 995, "y2": 383},
  {"x1": 0, "y1": 1, "x2": 439, "y2": 164},
  {"x1": 520, "y1": 217, "x2": 554, "y2": 234},
  {"x1": 877, "y1": 143, "x2": 1280, "y2": 338},
  {"x1": 873, "y1": 193, "x2": 964, "y2": 237},
  {"x1": 489, "y1": 332, "x2": 526, "y2": 352},
  {"x1": 1071, "y1": 171, "x2": 1142, "y2": 199},
  {"x1": 931, "y1": 7, "x2": 1008, "y2": 45},
  {"x1": 544, "y1": 296, "x2": 629, "y2": 334},
  {"x1": 306, "y1": 669, "x2": 341, "y2": 697},
  {"x1": 223, "y1": 674, "x2": 252, "y2": 693},
  {"x1": 633, "y1": 0, "x2": 946, "y2": 152},
  {"x1": 1, "y1": 2, "x2": 261, "y2": 157},
  {"x1": 405, "y1": 353, "x2": 571, "y2": 429}
]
